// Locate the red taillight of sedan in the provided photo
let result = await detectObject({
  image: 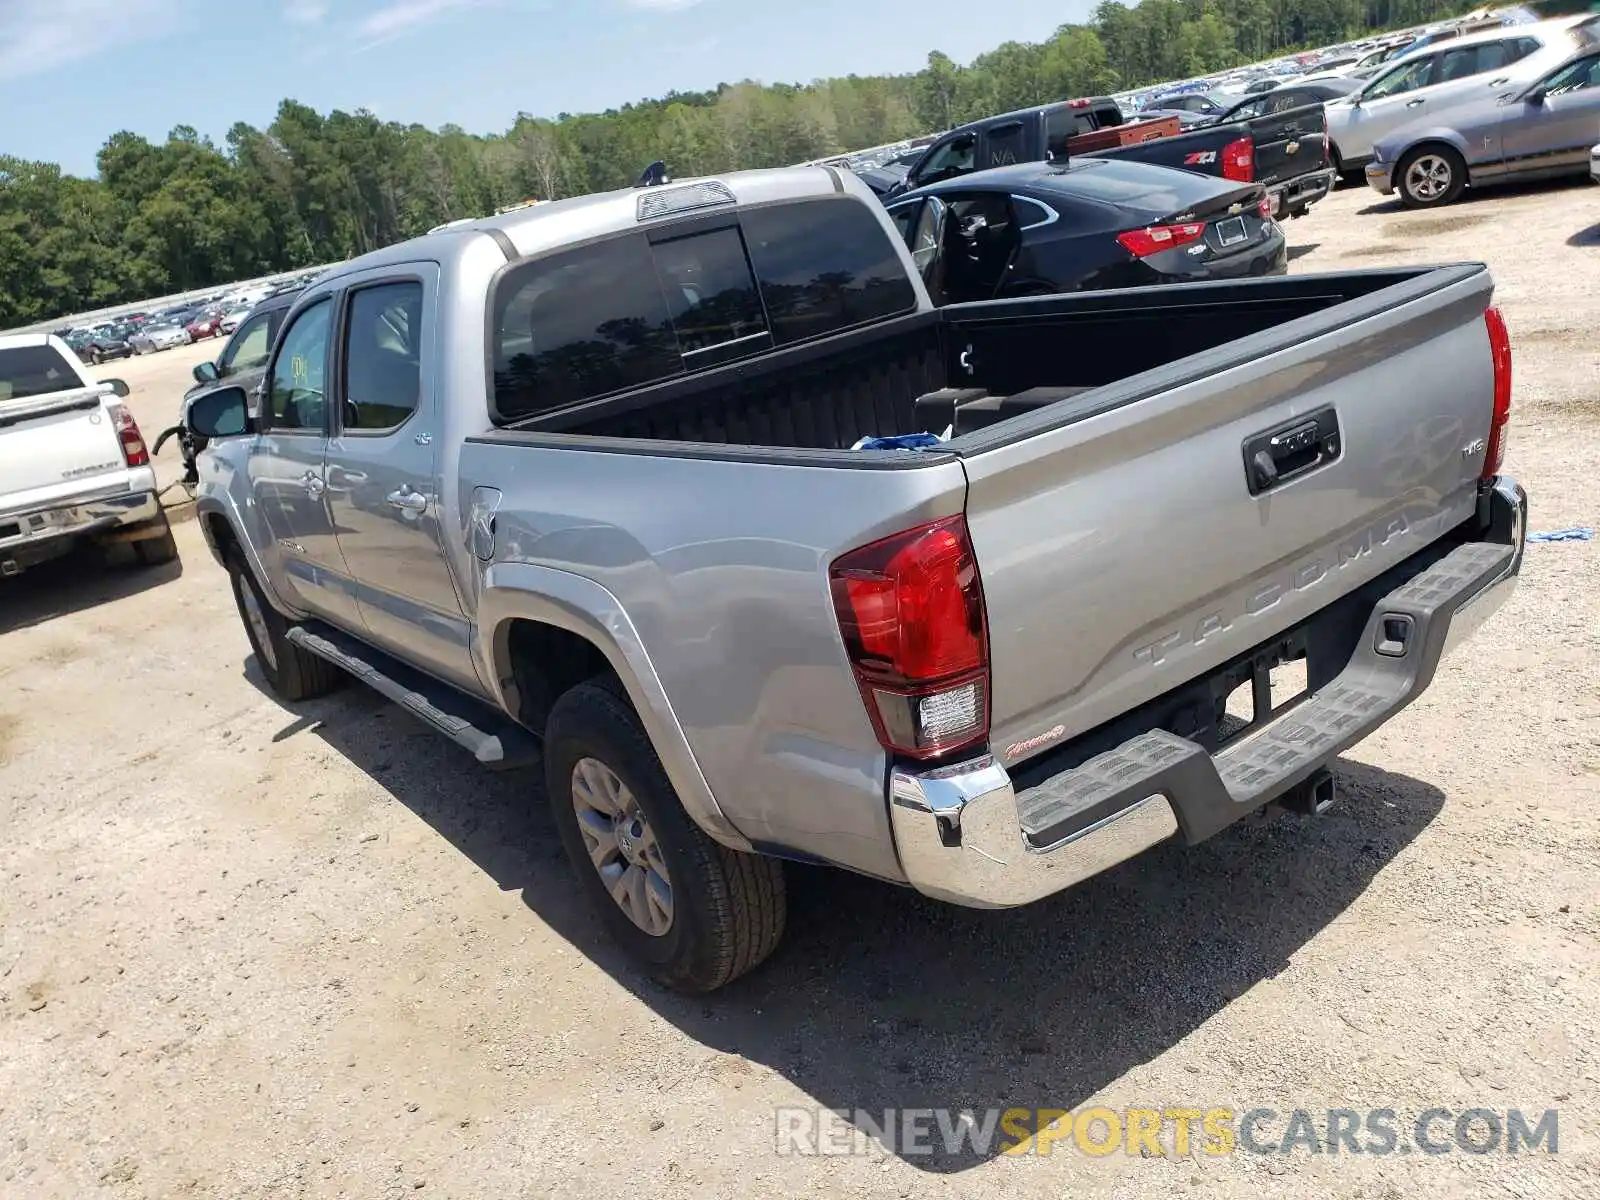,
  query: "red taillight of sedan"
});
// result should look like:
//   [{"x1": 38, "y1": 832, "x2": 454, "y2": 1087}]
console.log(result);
[{"x1": 1116, "y1": 221, "x2": 1207, "y2": 258}]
